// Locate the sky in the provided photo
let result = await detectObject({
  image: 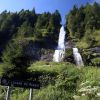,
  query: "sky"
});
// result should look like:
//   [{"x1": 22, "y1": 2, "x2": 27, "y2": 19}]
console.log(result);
[{"x1": 0, "y1": 0, "x2": 100, "y2": 24}]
